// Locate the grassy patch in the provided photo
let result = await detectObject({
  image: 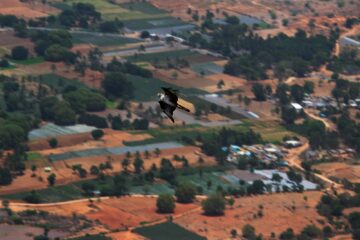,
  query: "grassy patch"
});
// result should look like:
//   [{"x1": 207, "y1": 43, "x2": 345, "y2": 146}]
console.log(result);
[
  {"x1": 12, "y1": 57, "x2": 44, "y2": 65},
  {"x1": 0, "y1": 65, "x2": 16, "y2": 70},
  {"x1": 50, "y1": 2, "x2": 72, "y2": 11},
  {"x1": 125, "y1": 123, "x2": 251, "y2": 146},
  {"x1": 127, "y1": 74, "x2": 205, "y2": 101},
  {"x1": 134, "y1": 222, "x2": 206, "y2": 240},
  {"x1": 36, "y1": 73, "x2": 88, "y2": 92},
  {"x1": 249, "y1": 120, "x2": 295, "y2": 143},
  {"x1": 106, "y1": 100, "x2": 117, "y2": 109},
  {"x1": 122, "y1": 17, "x2": 186, "y2": 30},
  {"x1": 71, "y1": 32, "x2": 142, "y2": 46},
  {"x1": 126, "y1": 49, "x2": 195, "y2": 63},
  {"x1": 120, "y1": 2, "x2": 166, "y2": 14},
  {"x1": 26, "y1": 152, "x2": 41, "y2": 161},
  {"x1": 1, "y1": 184, "x2": 84, "y2": 203}
]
